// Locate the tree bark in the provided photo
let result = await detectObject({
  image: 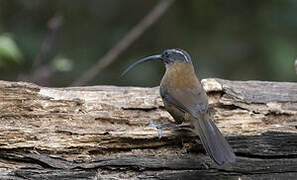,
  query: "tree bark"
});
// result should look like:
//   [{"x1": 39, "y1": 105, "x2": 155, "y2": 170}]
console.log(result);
[{"x1": 0, "y1": 78, "x2": 297, "y2": 180}]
